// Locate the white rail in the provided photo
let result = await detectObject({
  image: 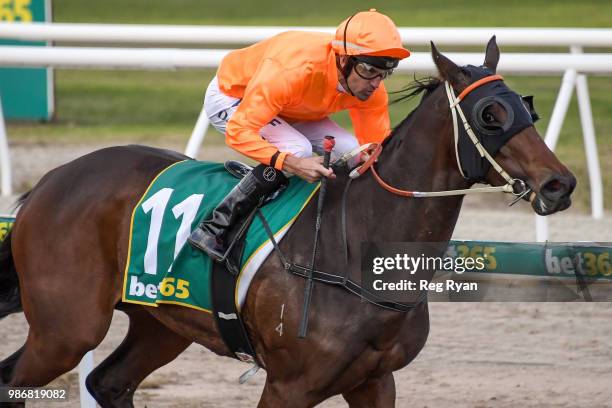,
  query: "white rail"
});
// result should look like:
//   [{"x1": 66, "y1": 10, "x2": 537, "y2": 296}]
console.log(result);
[
  {"x1": 2, "y1": 46, "x2": 612, "y2": 74},
  {"x1": 1, "y1": 23, "x2": 612, "y2": 47},
  {"x1": 0, "y1": 97, "x2": 11, "y2": 197}
]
